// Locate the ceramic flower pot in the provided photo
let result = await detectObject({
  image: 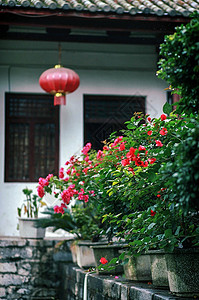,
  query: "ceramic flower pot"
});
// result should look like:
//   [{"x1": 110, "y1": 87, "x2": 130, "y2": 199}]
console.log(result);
[
  {"x1": 18, "y1": 217, "x2": 46, "y2": 239},
  {"x1": 148, "y1": 249, "x2": 169, "y2": 288},
  {"x1": 69, "y1": 240, "x2": 78, "y2": 264},
  {"x1": 123, "y1": 253, "x2": 152, "y2": 281},
  {"x1": 91, "y1": 243, "x2": 125, "y2": 274},
  {"x1": 76, "y1": 241, "x2": 96, "y2": 269},
  {"x1": 165, "y1": 248, "x2": 199, "y2": 297}
]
